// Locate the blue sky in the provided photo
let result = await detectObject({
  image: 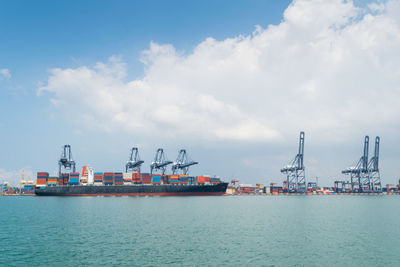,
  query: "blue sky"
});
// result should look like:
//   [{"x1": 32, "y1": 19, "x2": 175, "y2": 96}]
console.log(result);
[
  {"x1": 1, "y1": 0, "x2": 400, "y2": 186},
  {"x1": 0, "y1": 0, "x2": 289, "y2": 180}
]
